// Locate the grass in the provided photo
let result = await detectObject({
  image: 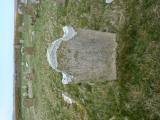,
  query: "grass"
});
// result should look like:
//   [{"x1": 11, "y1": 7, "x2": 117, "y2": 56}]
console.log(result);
[
  {"x1": 18, "y1": 0, "x2": 160, "y2": 120},
  {"x1": 118, "y1": 0, "x2": 160, "y2": 119}
]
